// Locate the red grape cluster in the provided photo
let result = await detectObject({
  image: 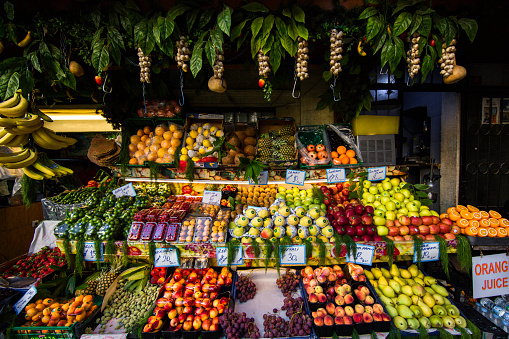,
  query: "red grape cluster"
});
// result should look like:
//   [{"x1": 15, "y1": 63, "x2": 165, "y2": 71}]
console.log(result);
[
  {"x1": 263, "y1": 314, "x2": 289, "y2": 338},
  {"x1": 235, "y1": 274, "x2": 257, "y2": 303},
  {"x1": 280, "y1": 296, "x2": 305, "y2": 318},
  {"x1": 276, "y1": 271, "x2": 299, "y2": 297},
  {"x1": 219, "y1": 309, "x2": 260, "y2": 339},
  {"x1": 288, "y1": 312, "x2": 313, "y2": 337}
]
